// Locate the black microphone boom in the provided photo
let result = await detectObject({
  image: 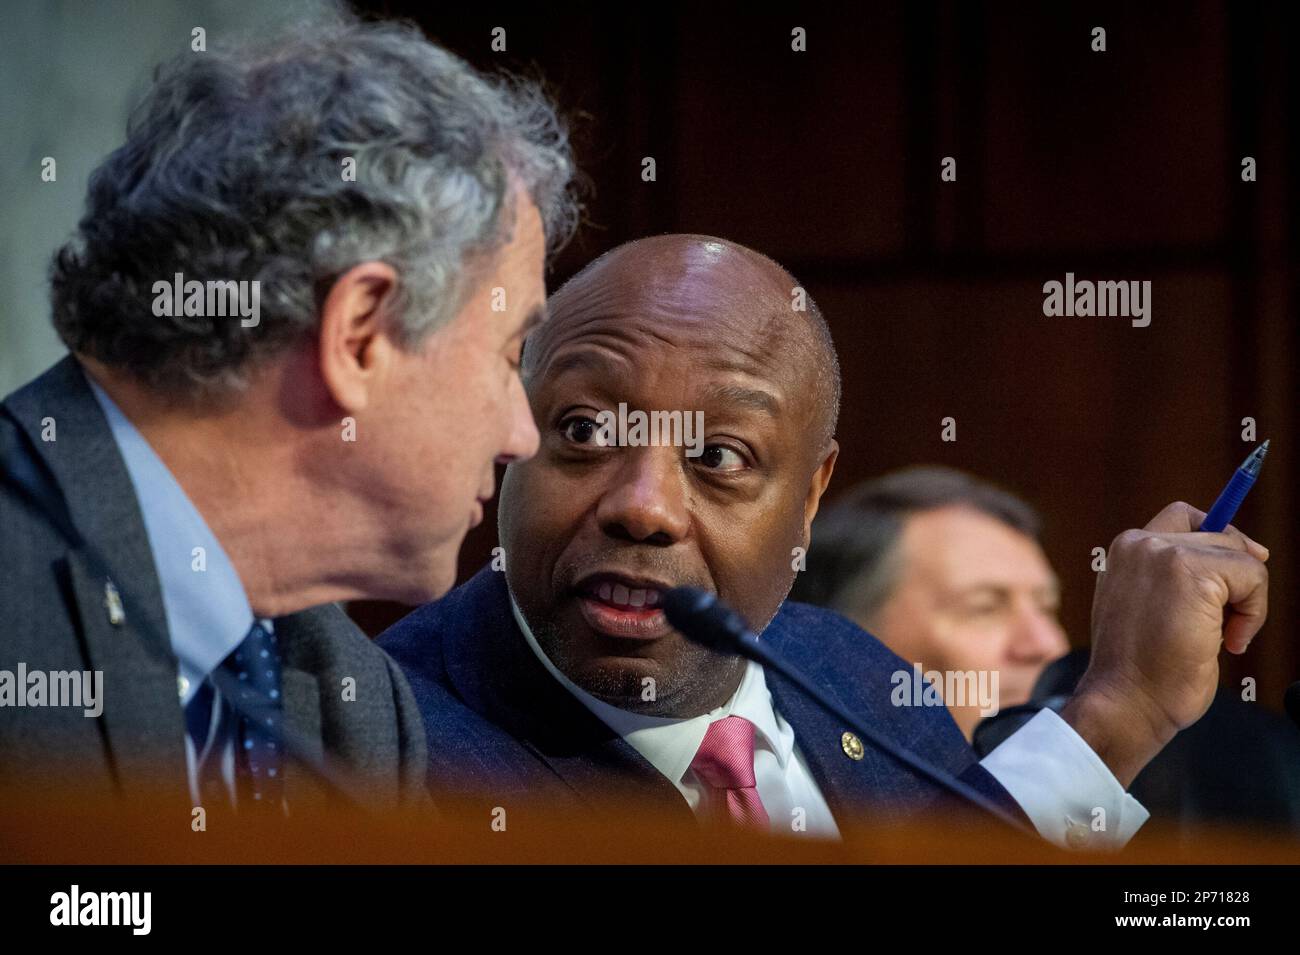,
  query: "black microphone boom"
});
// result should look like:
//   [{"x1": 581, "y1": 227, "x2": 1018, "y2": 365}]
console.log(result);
[{"x1": 662, "y1": 586, "x2": 1031, "y2": 836}]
